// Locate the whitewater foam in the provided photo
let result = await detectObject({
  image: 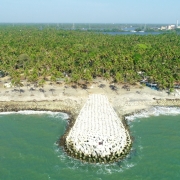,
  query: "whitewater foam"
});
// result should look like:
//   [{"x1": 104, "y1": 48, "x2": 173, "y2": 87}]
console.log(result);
[
  {"x1": 126, "y1": 107, "x2": 180, "y2": 122},
  {"x1": 56, "y1": 150, "x2": 134, "y2": 175},
  {"x1": 0, "y1": 110, "x2": 69, "y2": 119}
]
